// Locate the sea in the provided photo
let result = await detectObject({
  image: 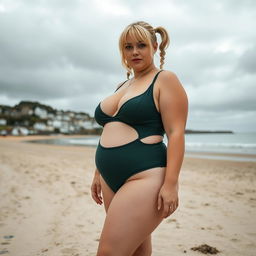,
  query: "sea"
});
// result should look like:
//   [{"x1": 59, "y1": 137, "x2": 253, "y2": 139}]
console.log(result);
[{"x1": 27, "y1": 132, "x2": 256, "y2": 162}]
